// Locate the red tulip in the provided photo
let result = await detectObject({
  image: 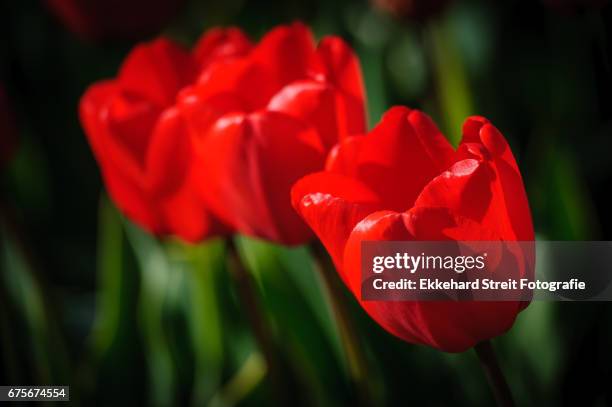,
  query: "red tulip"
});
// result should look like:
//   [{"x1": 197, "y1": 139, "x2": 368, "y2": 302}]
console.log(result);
[
  {"x1": 178, "y1": 22, "x2": 367, "y2": 245},
  {"x1": 0, "y1": 85, "x2": 18, "y2": 167},
  {"x1": 45, "y1": 0, "x2": 185, "y2": 41},
  {"x1": 79, "y1": 31, "x2": 250, "y2": 241},
  {"x1": 292, "y1": 106, "x2": 534, "y2": 352}
]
